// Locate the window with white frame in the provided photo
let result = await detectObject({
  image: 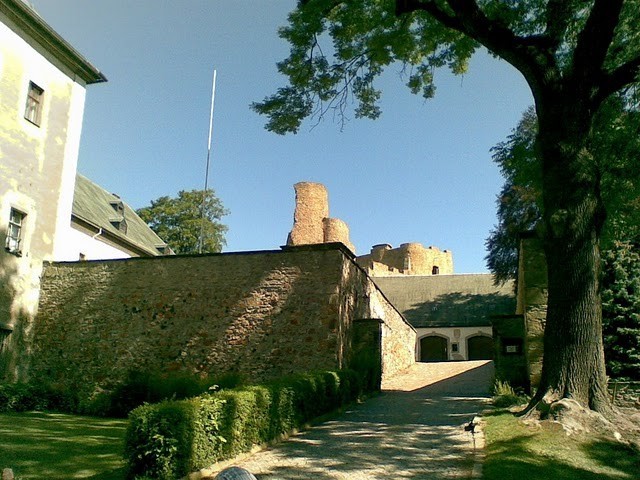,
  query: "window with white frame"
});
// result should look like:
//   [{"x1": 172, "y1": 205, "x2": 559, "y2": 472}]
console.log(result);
[
  {"x1": 24, "y1": 81, "x2": 44, "y2": 126},
  {"x1": 5, "y1": 208, "x2": 26, "y2": 255}
]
